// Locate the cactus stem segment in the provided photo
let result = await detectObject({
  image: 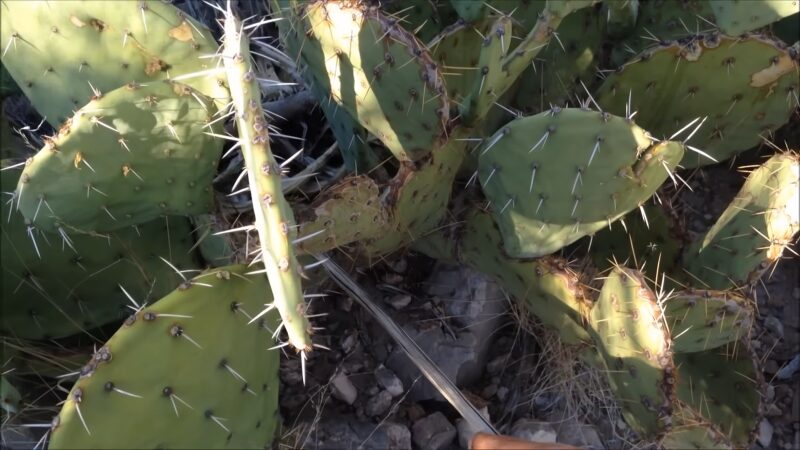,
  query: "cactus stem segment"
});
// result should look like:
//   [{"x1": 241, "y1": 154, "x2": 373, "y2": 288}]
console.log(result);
[{"x1": 221, "y1": 4, "x2": 313, "y2": 357}]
